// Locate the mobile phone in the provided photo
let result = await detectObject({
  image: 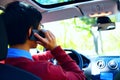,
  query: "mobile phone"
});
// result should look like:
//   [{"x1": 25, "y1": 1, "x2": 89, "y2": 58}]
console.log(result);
[{"x1": 29, "y1": 29, "x2": 45, "y2": 41}]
